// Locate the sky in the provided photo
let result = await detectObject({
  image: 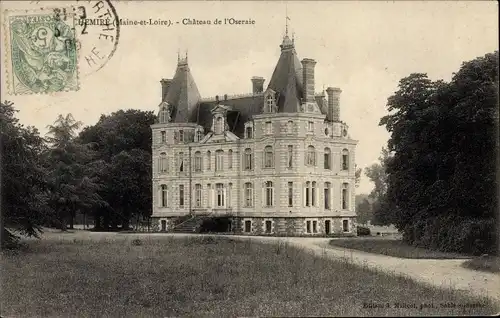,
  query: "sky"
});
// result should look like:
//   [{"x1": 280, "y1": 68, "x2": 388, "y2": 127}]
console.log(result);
[{"x1": 1, "y1": 0, "x2": 498, "y2": 194}]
